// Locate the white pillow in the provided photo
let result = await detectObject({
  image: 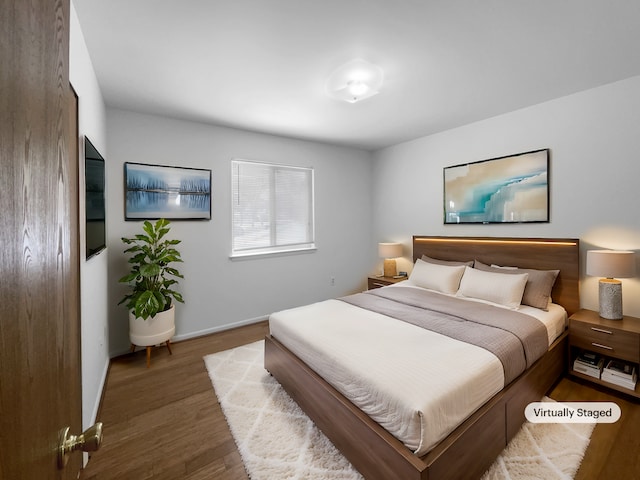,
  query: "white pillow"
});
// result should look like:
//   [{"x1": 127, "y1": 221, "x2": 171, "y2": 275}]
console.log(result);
[
  {"x1": 457, "y1": 266, "x2": 529, "y2": 309},
  {"x1": 408, "y1": 259, "x2": 466, "y2": 294}
]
